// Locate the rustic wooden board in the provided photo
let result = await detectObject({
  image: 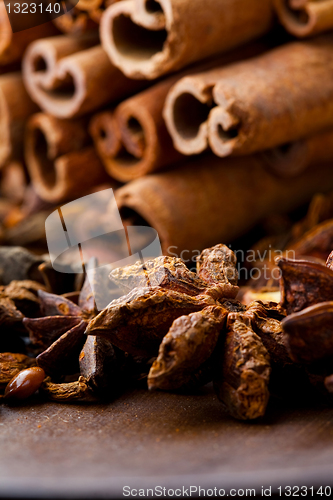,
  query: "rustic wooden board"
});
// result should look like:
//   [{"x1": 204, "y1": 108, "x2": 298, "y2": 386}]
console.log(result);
[{"x1": 0, "y1": 384, "x2": 333, "y2": 498}]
